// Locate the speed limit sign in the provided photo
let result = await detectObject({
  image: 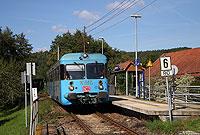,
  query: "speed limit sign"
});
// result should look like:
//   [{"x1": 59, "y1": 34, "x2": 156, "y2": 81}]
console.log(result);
[{"x1": 160, "y1": 56, "x2": 172, "y2": 71}]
